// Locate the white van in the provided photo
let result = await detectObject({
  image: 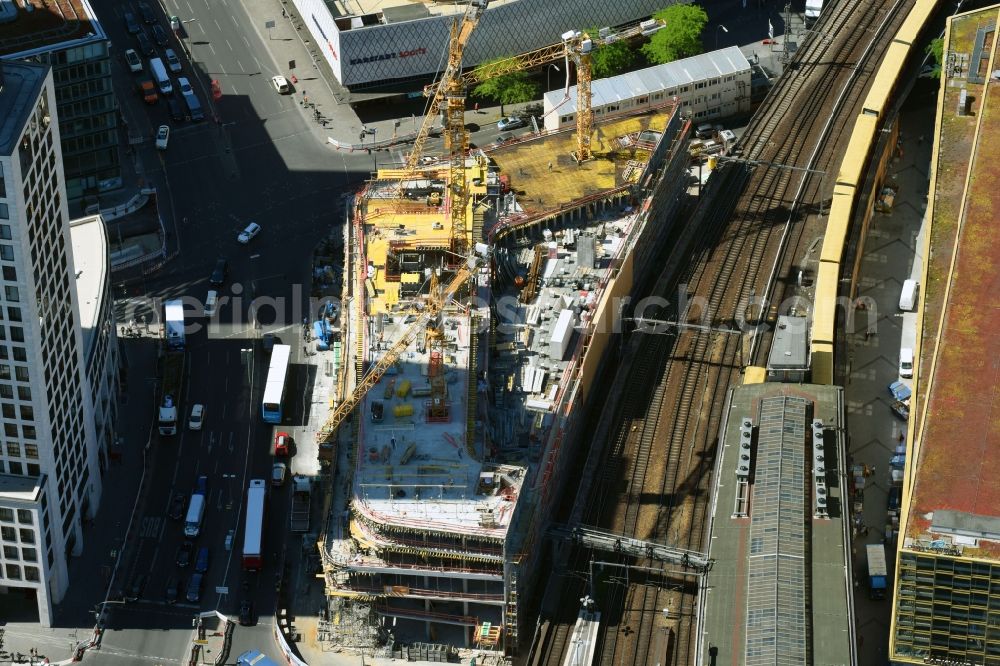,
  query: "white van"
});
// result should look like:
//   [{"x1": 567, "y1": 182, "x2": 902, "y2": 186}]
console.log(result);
[
  {"x1": 150, "y1": 57, "x2": 172, "y2": 95},
  {"x1": 899, "y1": 347, "x2": 914, "y2": 378},
  {"x1": 204, "y1": 290, "x2": 218, "y2": 317},
  {"x1": 899, "y1": 279, "x2": 919, "y2": 311}
]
